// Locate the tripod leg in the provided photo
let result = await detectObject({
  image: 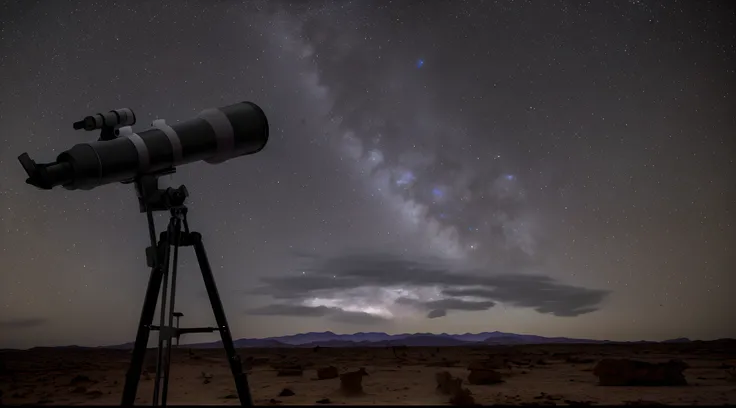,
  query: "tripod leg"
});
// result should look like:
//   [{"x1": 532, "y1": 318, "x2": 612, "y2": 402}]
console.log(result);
[
  {"x1": 121, "y1": 245, "x2": 167, "y2": 405},
  {"x1": 161, "y1": 215, "x2": 183, "y2": 407},
  {"x1": 188, "y1": 229, "x2": 253, "y2": 407},
  {"x1": 153, "y1": 218, "x2": 176, "y2": 406}
]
